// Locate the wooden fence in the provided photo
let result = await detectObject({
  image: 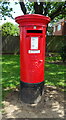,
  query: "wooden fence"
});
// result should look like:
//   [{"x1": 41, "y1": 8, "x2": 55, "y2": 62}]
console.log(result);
[{"x1": 2, "y1": 35, "x2": 66, "y2": 54}]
